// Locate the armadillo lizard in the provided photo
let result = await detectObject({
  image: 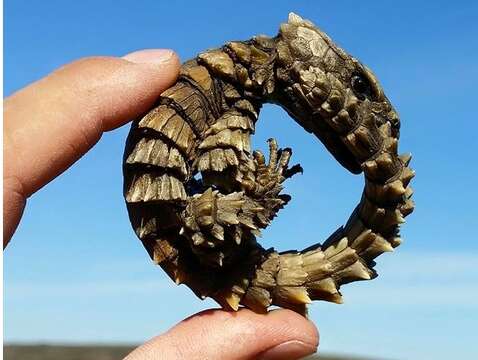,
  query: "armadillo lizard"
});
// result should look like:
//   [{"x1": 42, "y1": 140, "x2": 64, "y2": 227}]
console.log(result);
[{"x1": 123, "y1": 13, "x2": 415, "y2": 315}]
